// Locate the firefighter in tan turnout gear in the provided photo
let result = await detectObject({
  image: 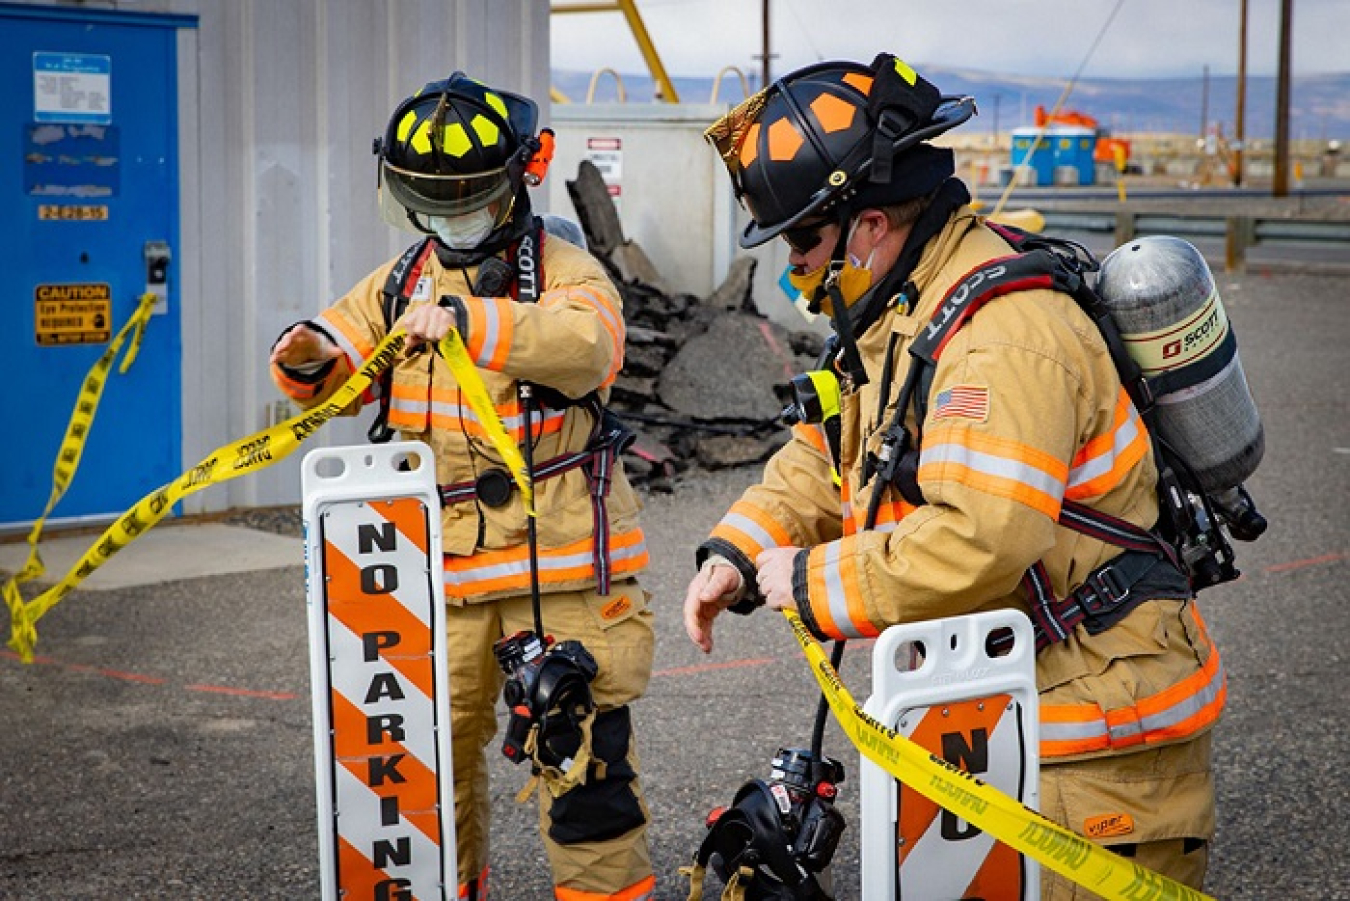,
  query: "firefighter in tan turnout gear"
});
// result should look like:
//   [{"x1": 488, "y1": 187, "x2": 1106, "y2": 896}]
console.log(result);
[
  {"x1": 683, "y1": 54, "x2": 1224, "y2": 896},
  {"x1": 271, "y1": 73, "x2": 655, "y2": 901}
]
